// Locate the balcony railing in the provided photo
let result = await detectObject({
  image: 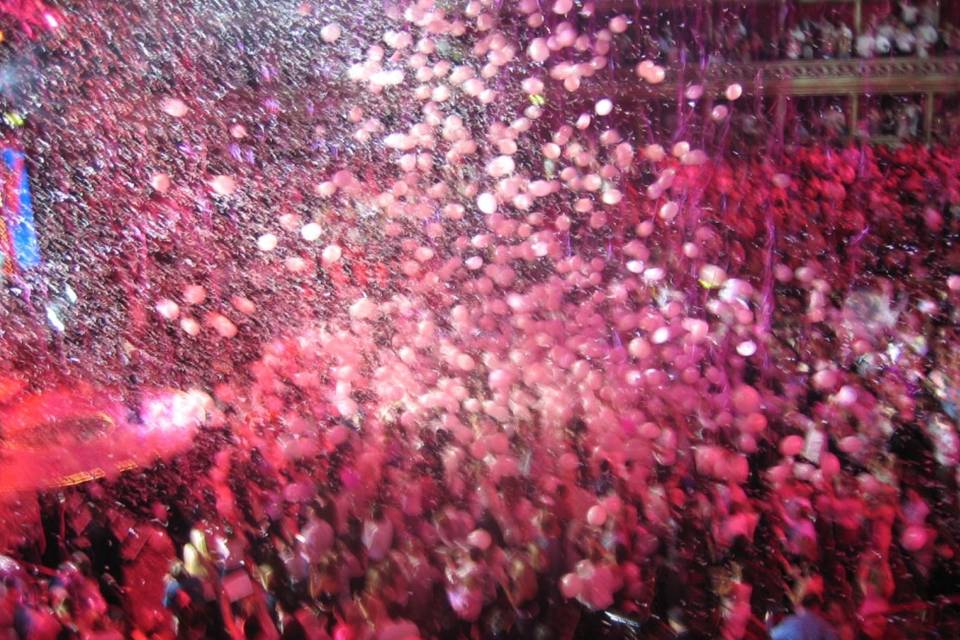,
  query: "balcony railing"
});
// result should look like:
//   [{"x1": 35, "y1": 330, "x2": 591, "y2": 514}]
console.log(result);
[{"x1": 620, "y1": 56, "x2": 960, "y2": 97}]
